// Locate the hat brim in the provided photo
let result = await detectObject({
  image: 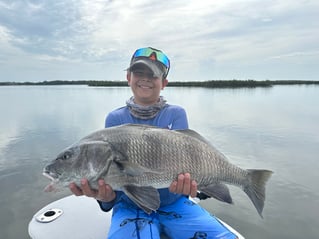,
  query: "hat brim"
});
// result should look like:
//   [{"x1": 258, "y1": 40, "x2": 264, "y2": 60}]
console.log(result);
[{"x1": 128, "y1": 59, "x2": 164, "y2": 78}]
